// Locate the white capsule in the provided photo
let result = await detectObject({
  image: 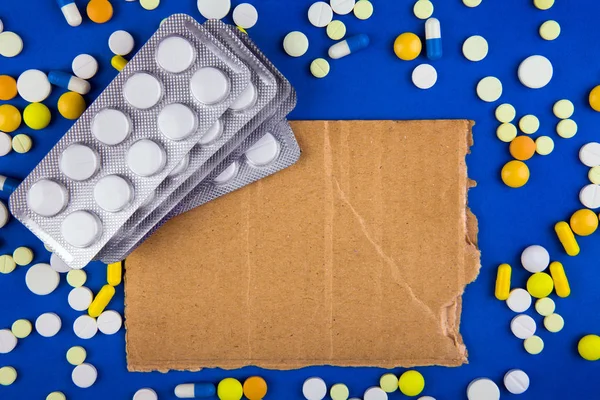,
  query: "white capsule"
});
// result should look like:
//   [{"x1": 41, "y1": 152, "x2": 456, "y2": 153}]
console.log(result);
[{"x1": 58, "y1": 1, "x2": 83, "y2": 27}]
